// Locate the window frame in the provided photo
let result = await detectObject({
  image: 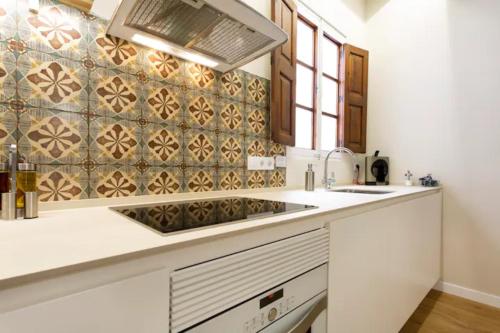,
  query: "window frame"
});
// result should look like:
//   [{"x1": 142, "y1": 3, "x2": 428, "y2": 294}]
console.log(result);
[
  {"x1": 295, "y1": 14, "x2": 318, "y2": 150},
  {"x1": 291, "y1": 3, "x2": 346, "y2": 156},
  {"x1": 320, "y1": 33, "x2": 341, "y2": 151}
]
